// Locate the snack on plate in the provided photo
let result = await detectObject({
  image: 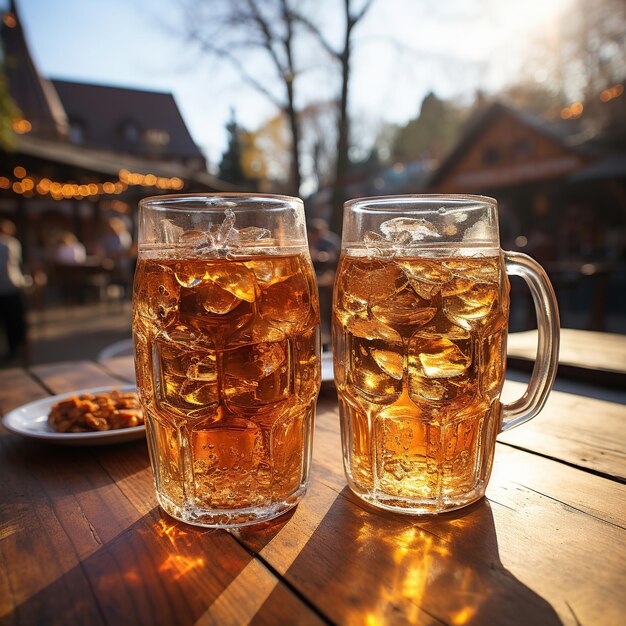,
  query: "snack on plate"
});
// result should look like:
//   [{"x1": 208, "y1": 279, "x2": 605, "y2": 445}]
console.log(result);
[{"x1": 48, "y1": 389, "x2": 144, "y2": 433}]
